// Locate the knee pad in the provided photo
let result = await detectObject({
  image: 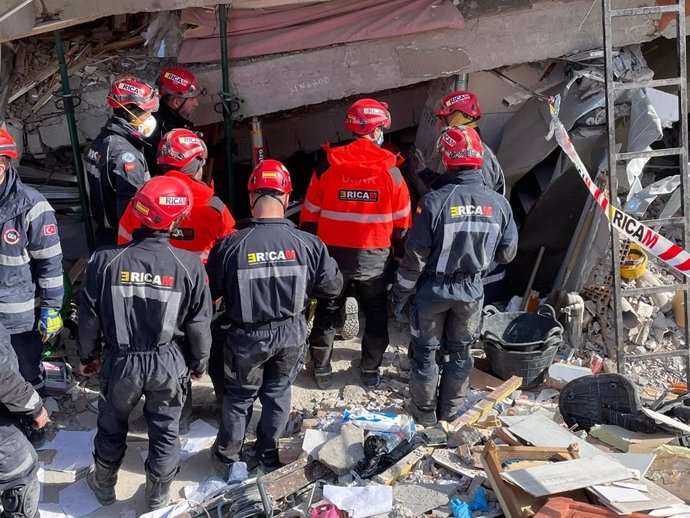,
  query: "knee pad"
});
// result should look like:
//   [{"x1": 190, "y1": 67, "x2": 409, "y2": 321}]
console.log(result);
[{"x1": 1, "y1": 476, "x2": 39, "y2": 518}]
